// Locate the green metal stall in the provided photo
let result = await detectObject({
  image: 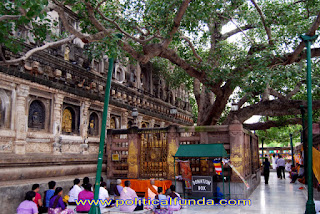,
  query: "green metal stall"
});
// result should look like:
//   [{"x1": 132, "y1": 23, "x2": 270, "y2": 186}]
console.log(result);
[{"x1": 173, "y1": 144, "x2": 230, "y2": 200}]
